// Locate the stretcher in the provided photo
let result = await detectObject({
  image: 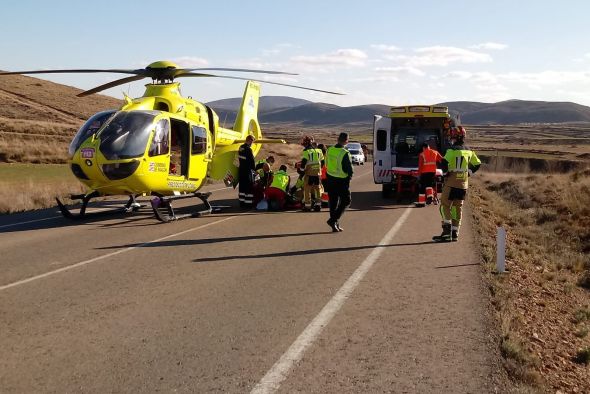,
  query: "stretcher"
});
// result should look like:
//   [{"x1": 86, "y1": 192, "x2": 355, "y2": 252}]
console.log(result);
[{"x1": 388, "y1": 167, "x2": 443, "y2": 200}]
